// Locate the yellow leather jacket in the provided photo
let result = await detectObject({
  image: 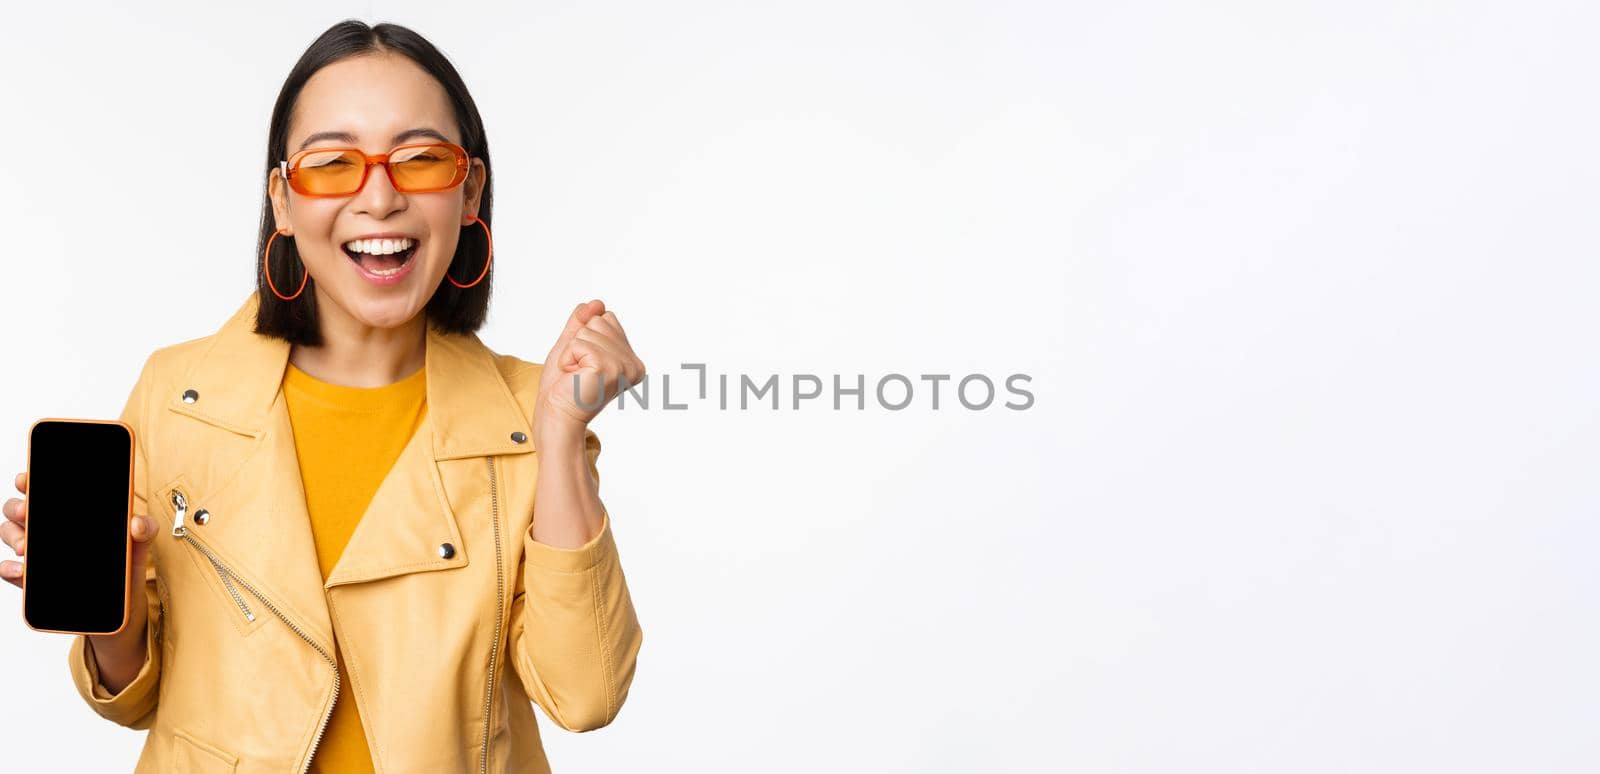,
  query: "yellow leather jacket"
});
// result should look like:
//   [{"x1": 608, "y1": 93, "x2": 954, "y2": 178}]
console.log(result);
[{"x1": 66, "y1": 292, "x2": 643, "y2": 773}]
